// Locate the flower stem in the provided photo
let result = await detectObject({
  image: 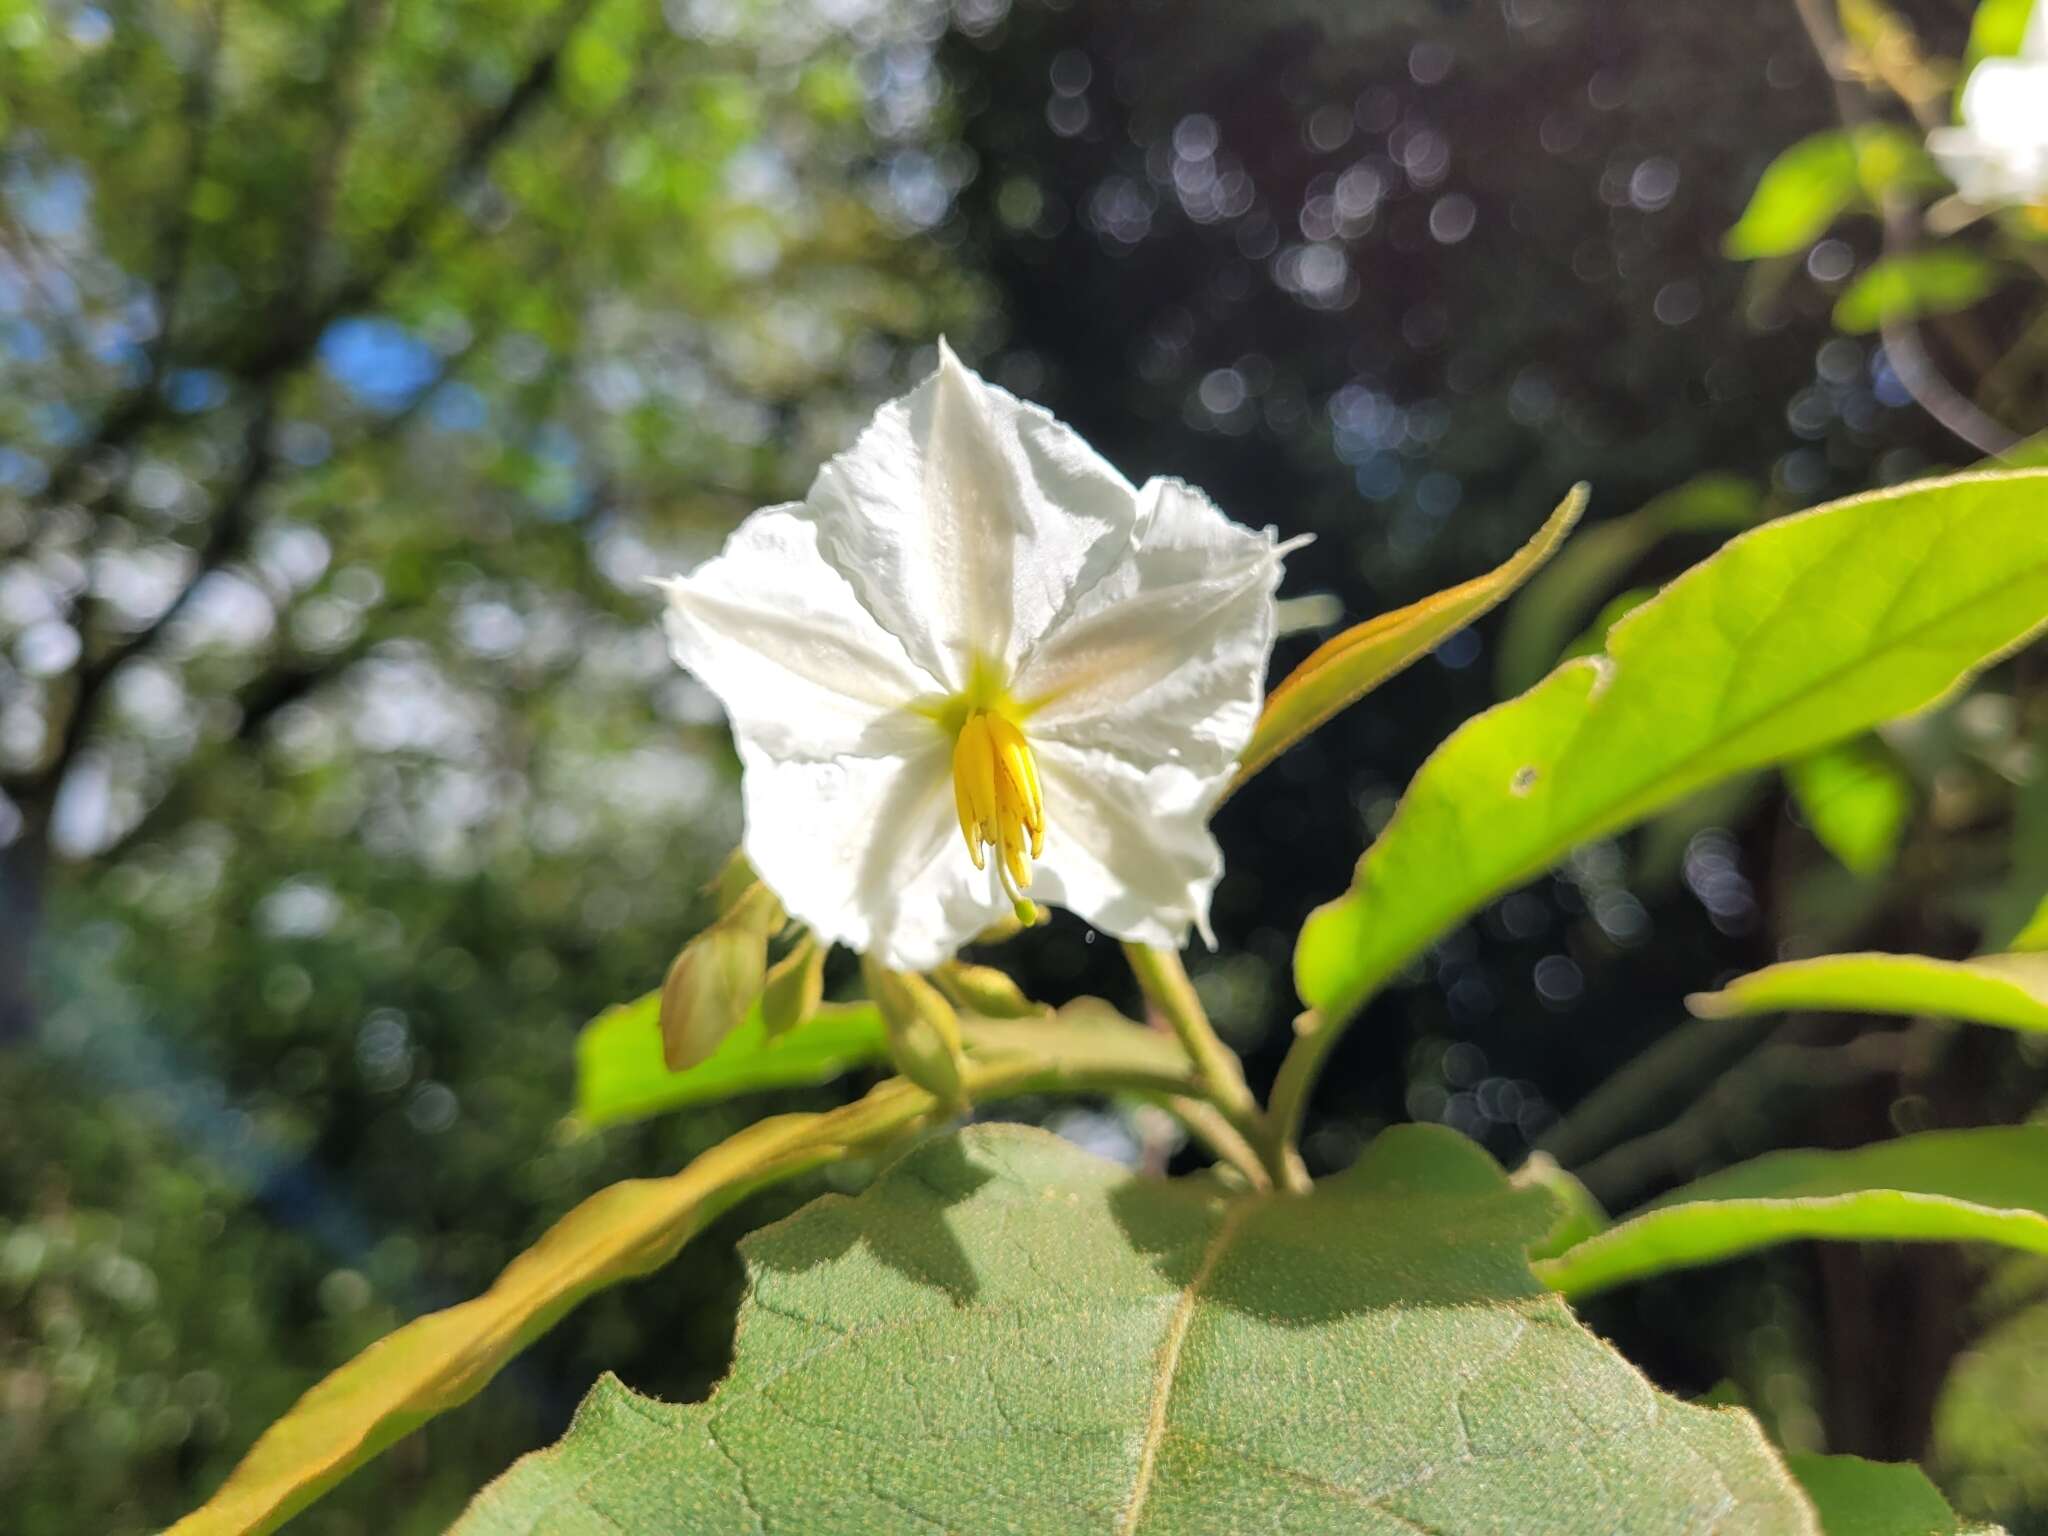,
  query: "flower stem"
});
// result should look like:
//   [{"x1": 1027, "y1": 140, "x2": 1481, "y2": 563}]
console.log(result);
[{"x1": 1123, "y1": 943, "x2": 1307, "y2": 1192}]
